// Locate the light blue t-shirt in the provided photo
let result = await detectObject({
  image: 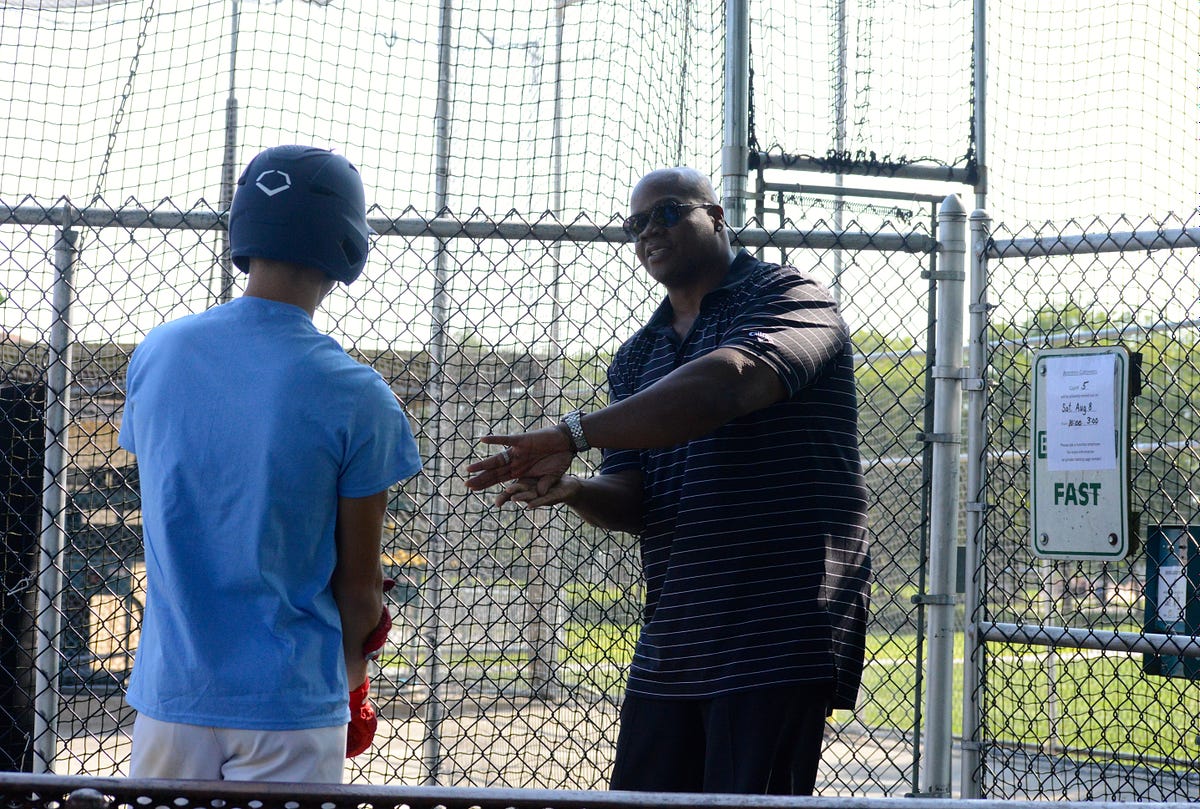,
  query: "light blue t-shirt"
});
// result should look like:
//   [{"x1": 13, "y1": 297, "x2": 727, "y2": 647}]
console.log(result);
[{"x1": 119, "y1": 296, "x2": 422, "y2": 730}]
